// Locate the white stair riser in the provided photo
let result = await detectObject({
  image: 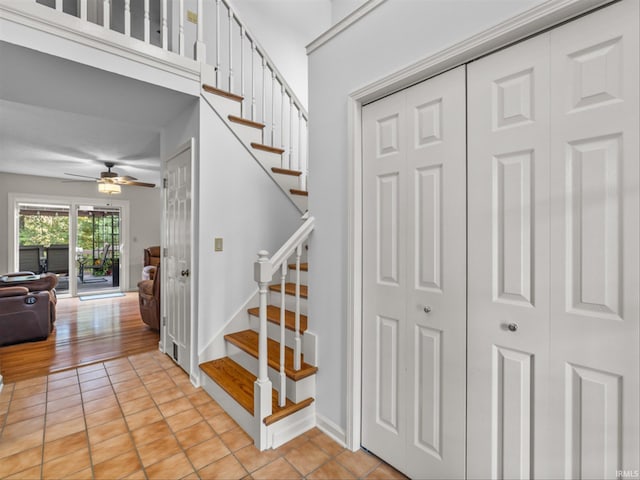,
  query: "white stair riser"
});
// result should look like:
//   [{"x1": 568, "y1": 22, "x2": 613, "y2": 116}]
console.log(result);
[
  {"x1": 271, "y1": 173, "x2": 302, "y2": 194},
  {"x1": 252, "y1": 148, "x2": 283, "y2": 171},
  {"x1": 203, "y1": 91, "x2": 241, "y2": 119},
  {"x1": 267, "y1": 403, "x2": 316, "y2": 449},
  {"x1": 290, "y1": 194, "x2": 308, "y2": 212},
  {"x1": 229, "y1": 122, "x2": 263, "y2": 145},
  {"x1": 227, "y1": 344, "x2": 316, "y2": 403},
  {"x1": 268, "y1": 290, "x2": 308, "y2": 316},
  {"x1": 248, "y1": 316, "x2": 314, "y2": 358},
  {"x1": 287, "y1": 269, "x2": 308, "y2": 284}
]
